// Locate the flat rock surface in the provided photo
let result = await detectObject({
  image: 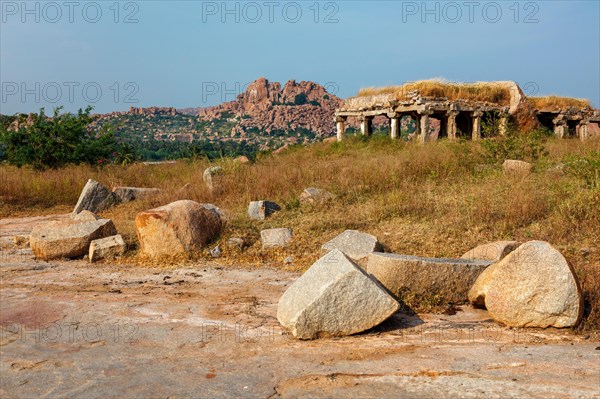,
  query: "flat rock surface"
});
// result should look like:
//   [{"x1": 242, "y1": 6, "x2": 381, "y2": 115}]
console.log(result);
[{"x1": 1, "y1": 215, "x2": 599, "y2": 398}]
